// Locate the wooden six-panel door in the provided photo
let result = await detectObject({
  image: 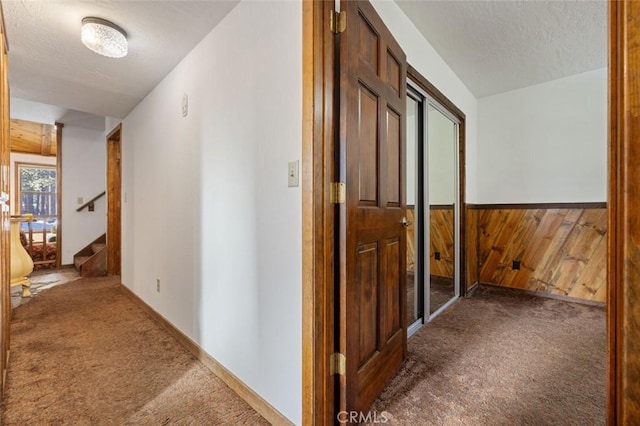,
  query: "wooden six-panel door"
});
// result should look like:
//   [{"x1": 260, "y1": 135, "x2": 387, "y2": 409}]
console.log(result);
[{"x1": 338, "y1": 0, "x2": 407, "y2": 413}]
